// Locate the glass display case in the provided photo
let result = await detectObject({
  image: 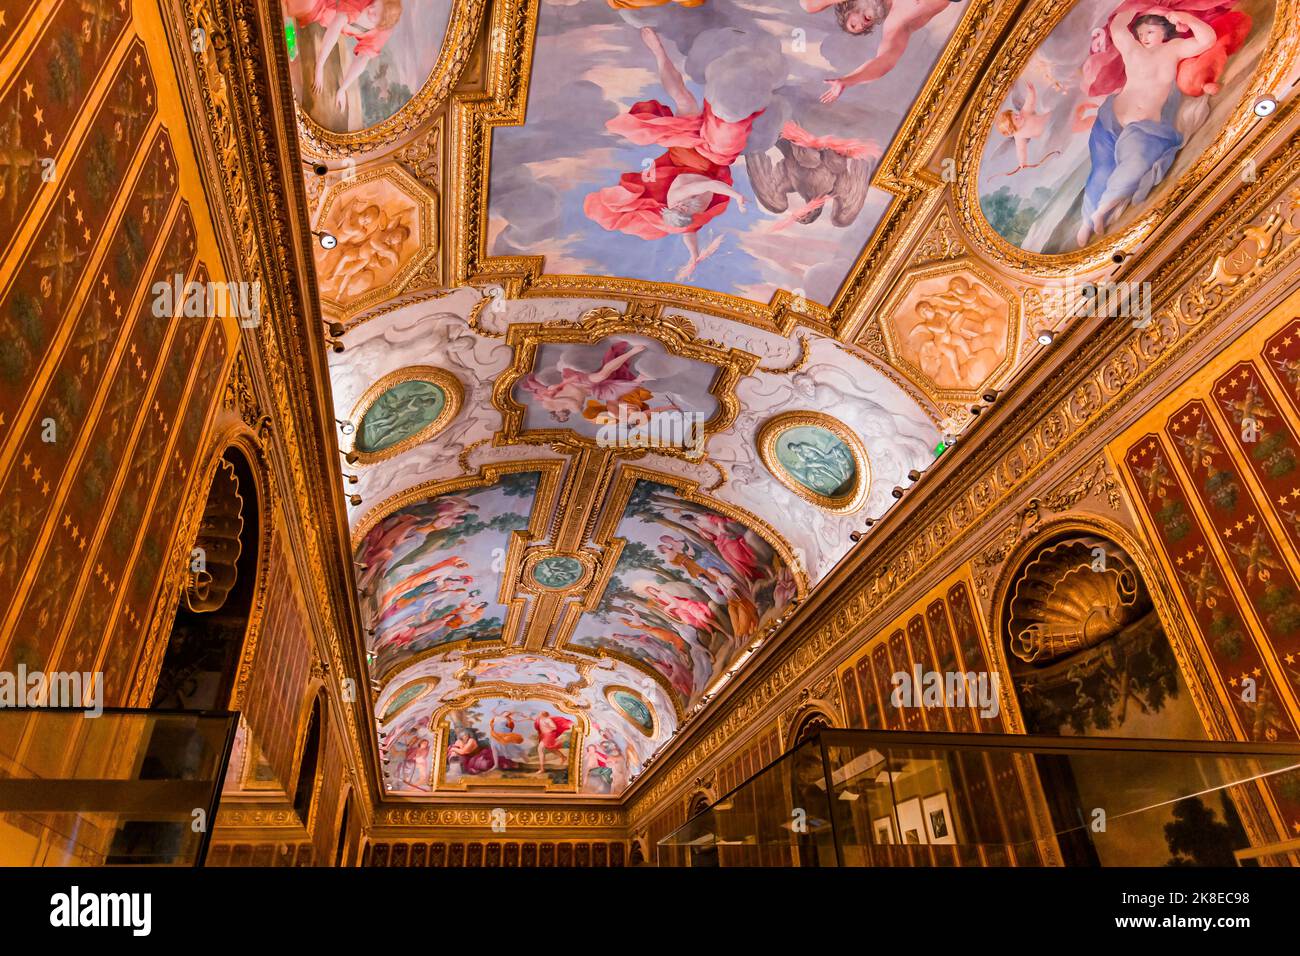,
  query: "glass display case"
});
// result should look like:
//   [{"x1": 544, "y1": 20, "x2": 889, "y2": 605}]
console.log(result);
[
  {"x1": 659, "y1": 729, "x2": 1300, "y2": 867},
  {"x1": 0, "y1": 708, "x2": 237, "y2": 866}
]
